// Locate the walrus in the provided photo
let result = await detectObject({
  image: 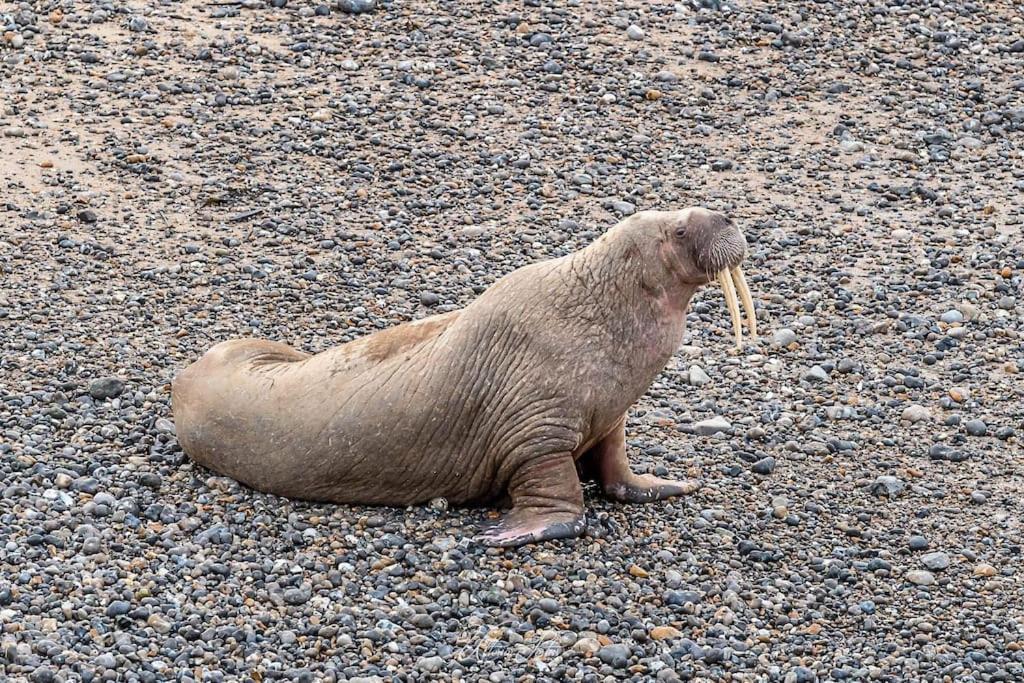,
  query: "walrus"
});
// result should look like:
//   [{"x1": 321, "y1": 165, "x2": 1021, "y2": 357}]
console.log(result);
[{"x1": 171, "y1": 208, "x2": 757, "y2": 547}]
